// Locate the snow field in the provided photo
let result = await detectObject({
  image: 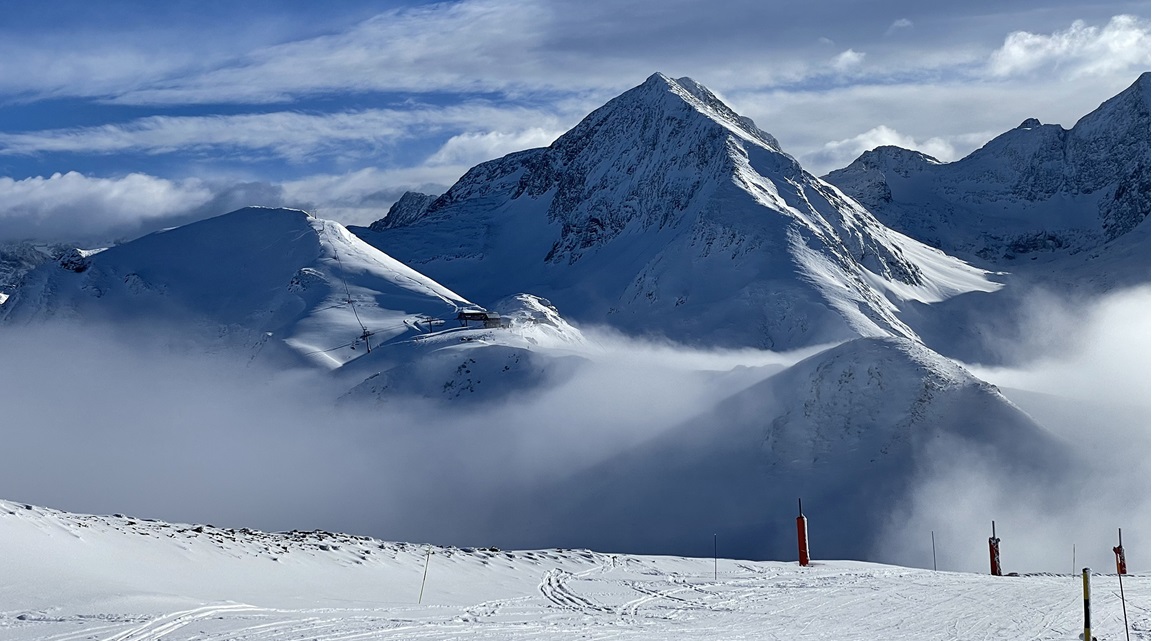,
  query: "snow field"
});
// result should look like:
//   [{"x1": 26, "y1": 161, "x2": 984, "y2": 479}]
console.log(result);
[{"x1": 1, "y1": 500, "x2": 1147, "y2": 641}]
